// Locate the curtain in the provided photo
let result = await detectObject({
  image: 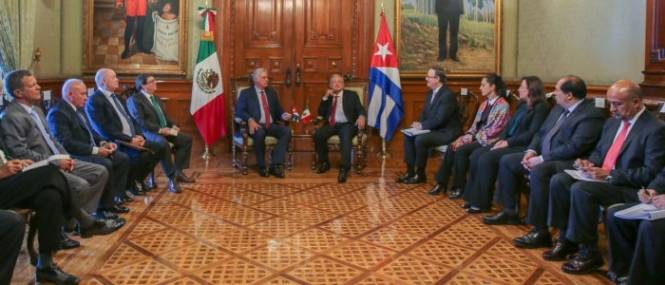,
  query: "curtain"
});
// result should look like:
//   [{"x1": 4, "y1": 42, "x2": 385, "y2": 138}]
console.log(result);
[{"x1": 0, "y1": 0, "x2": 19, "y2": 75}]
